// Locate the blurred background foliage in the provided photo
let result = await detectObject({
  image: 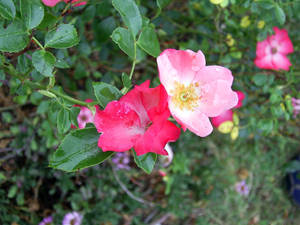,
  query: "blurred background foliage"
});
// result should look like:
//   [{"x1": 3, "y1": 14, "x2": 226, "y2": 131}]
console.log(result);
[{"x1": 0, "y1": 0, "x2": 300, "y2": 224}]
